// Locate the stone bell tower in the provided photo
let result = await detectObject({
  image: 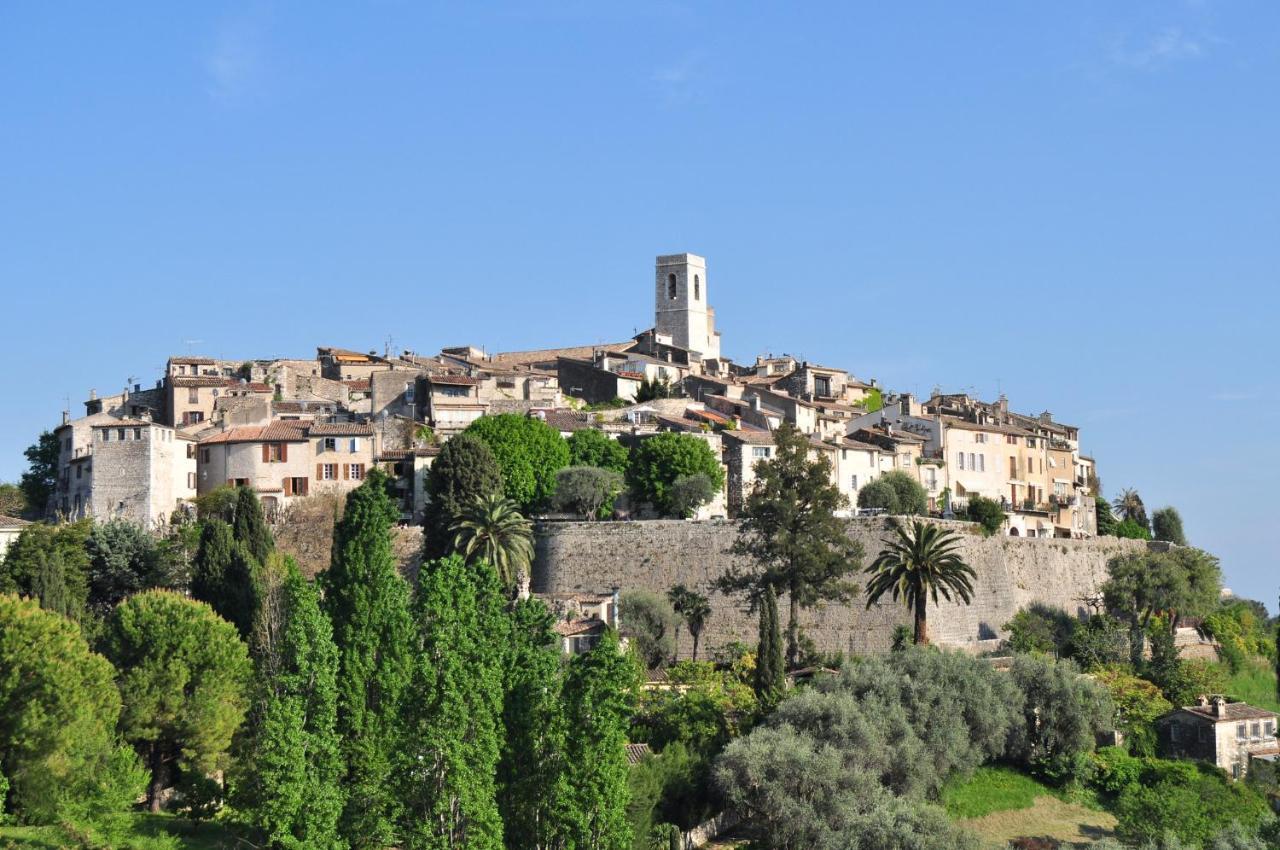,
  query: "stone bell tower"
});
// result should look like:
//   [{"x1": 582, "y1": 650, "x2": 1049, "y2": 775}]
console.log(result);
[{"x1": 654, "y1": 253, "x2": 720, "y2": 360}]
